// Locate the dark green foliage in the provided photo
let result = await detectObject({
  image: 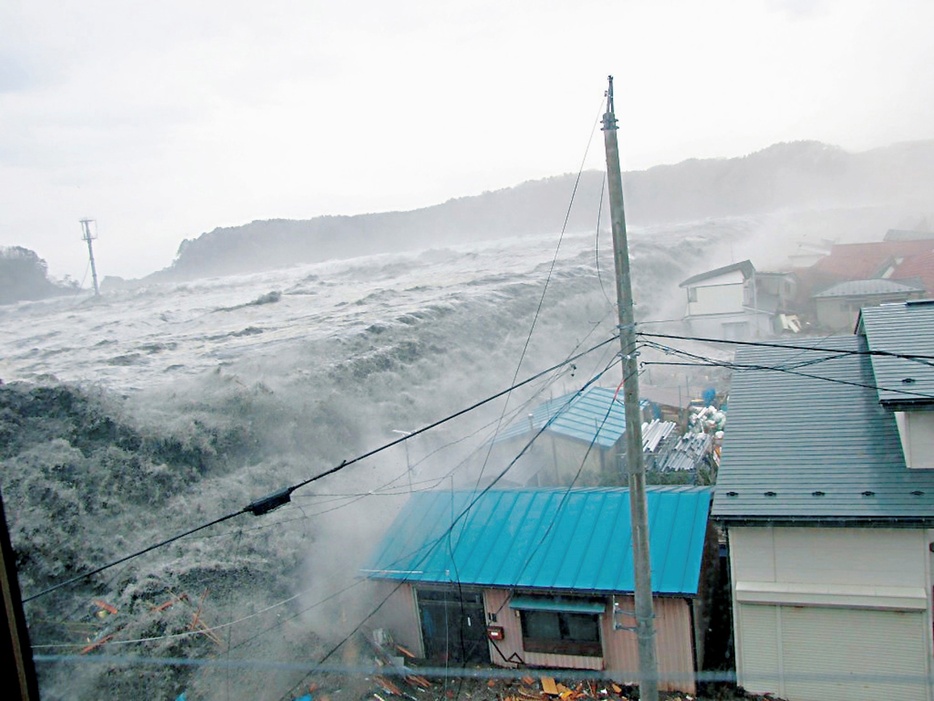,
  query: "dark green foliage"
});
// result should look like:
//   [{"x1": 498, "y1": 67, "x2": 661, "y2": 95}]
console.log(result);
[{"x1": 0, "y1": 246, "x2": 78, "y2": 304}]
